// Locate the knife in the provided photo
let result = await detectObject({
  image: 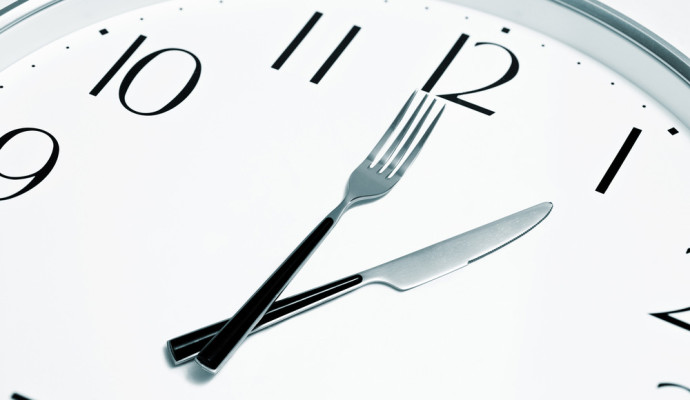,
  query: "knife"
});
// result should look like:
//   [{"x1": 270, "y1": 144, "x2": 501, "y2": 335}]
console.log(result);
[{"x1": 167, "y1": 202, "x2": 552, "y2": 365}]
